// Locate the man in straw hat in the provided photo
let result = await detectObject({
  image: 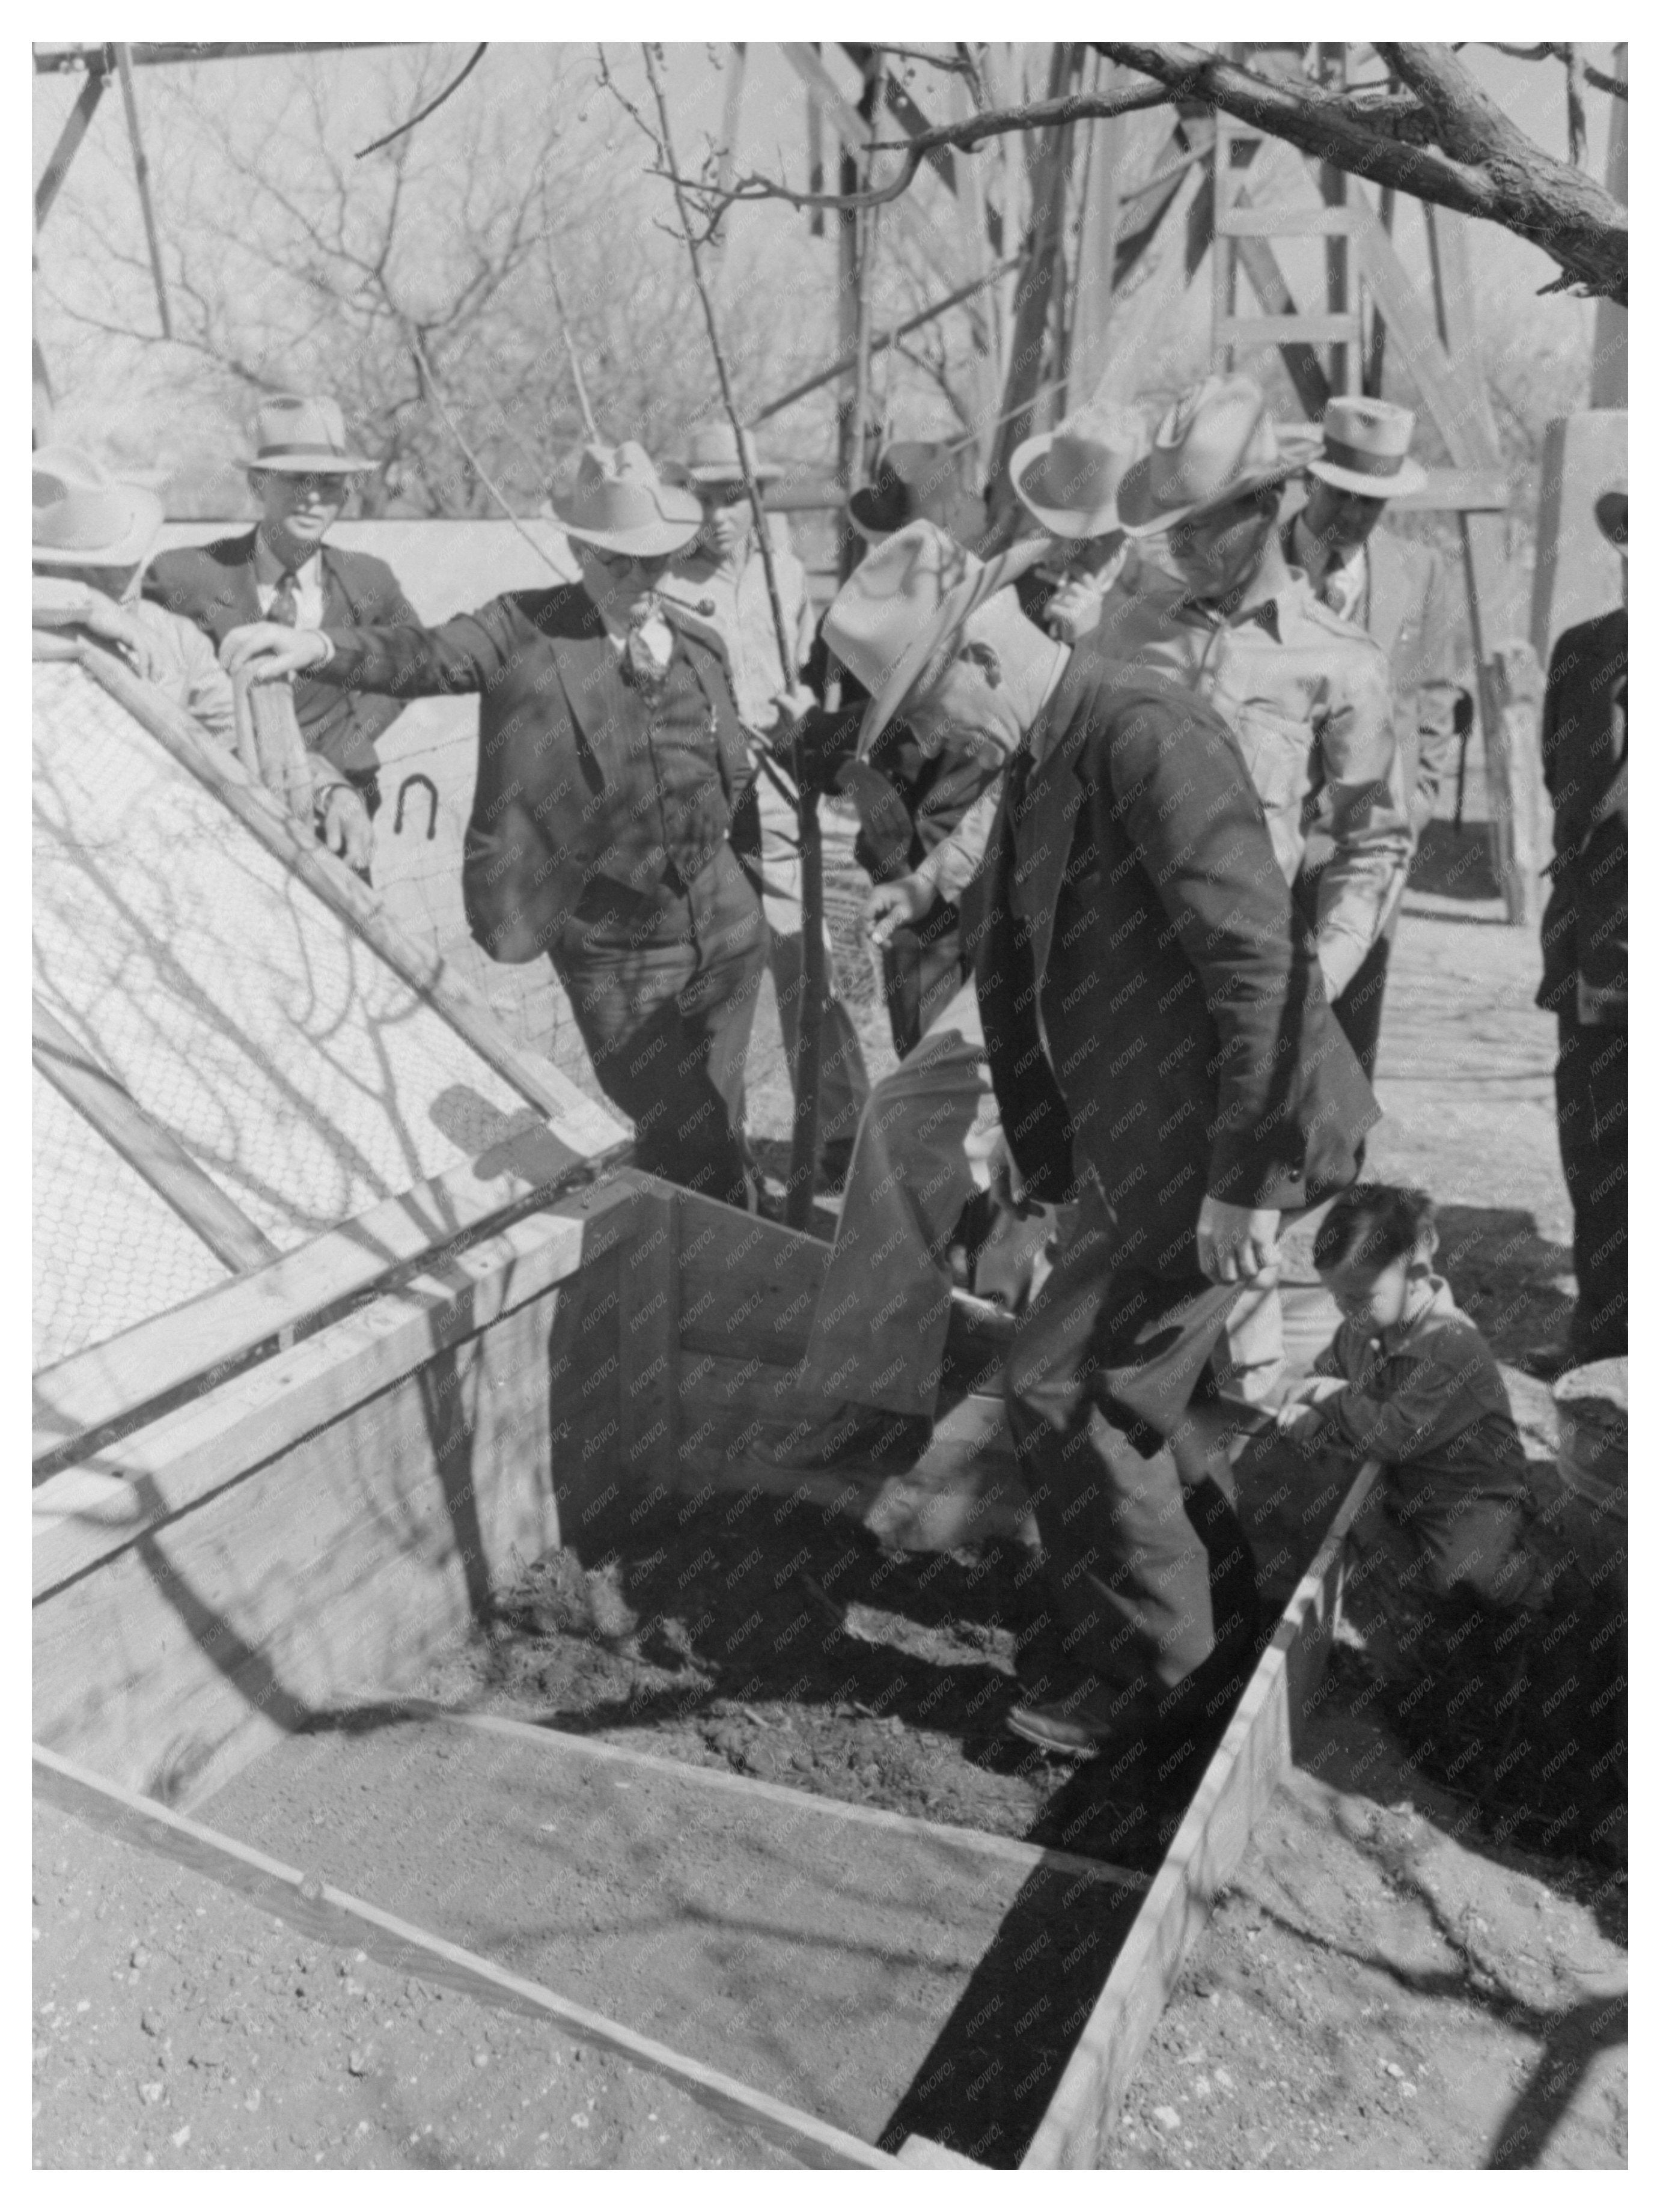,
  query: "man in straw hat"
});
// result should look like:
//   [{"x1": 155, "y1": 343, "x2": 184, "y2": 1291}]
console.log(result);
[
  {"x1": 147, "y1": 395, "x2": 417, "y2": 878},
  {"x1": 1531, "y1": 480, "x2": 1628, "y2": 1370},
  {"x1": 803, "y1": 518, "x2": 1375, "y2": 1753},
  {"x1": 1284, "y1": 396, "x2": 1469, "y2": 1080},
  {"x1": 32, "y1": 445, "x2": 237, "y2": 751},
  {"x1": 222, "y1": 441, "x2": 766, "y2": 1211},
  {"x1": 662, "y1": 418, "x2": 870, "y2": 1186}
]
